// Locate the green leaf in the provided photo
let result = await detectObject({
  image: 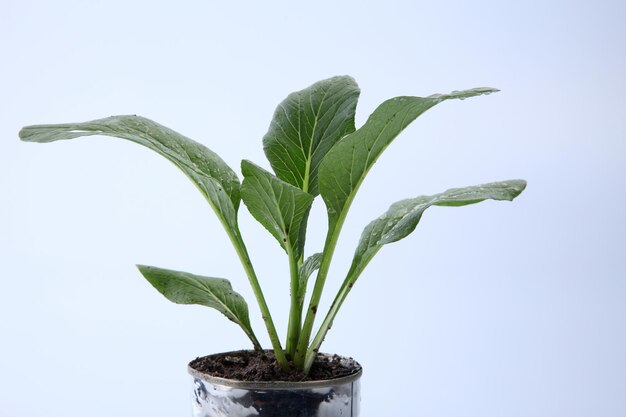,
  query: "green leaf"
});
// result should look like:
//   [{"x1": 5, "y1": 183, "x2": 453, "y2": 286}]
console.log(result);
[
  {"x1": 298, "y1": 252, "x2": 322, "y2": 307},
  {"x1": 303, "y1": 180, "x2": 526, "y2": 371},
  {"x1": 137, "y1": 264, "x2": 260, "y2": 349},
  {"x1": 350, "y1": 179, "x2": 527, "y2": 278},
  {"x1": 297, "y1": 88, "x2": 501, "y2": 368},
  {"x1": 318, "y1": 88, "x2": 499, "y2": 230},
  {"x1": 19, "y1": 116, "x2": 241, "y2": 232},
  {"x1": 263, "y1": 76, "x2": 360, "y2": 195},
  {"x1": 241, "y1": 160, "x2": 314, "y2": 258}
]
